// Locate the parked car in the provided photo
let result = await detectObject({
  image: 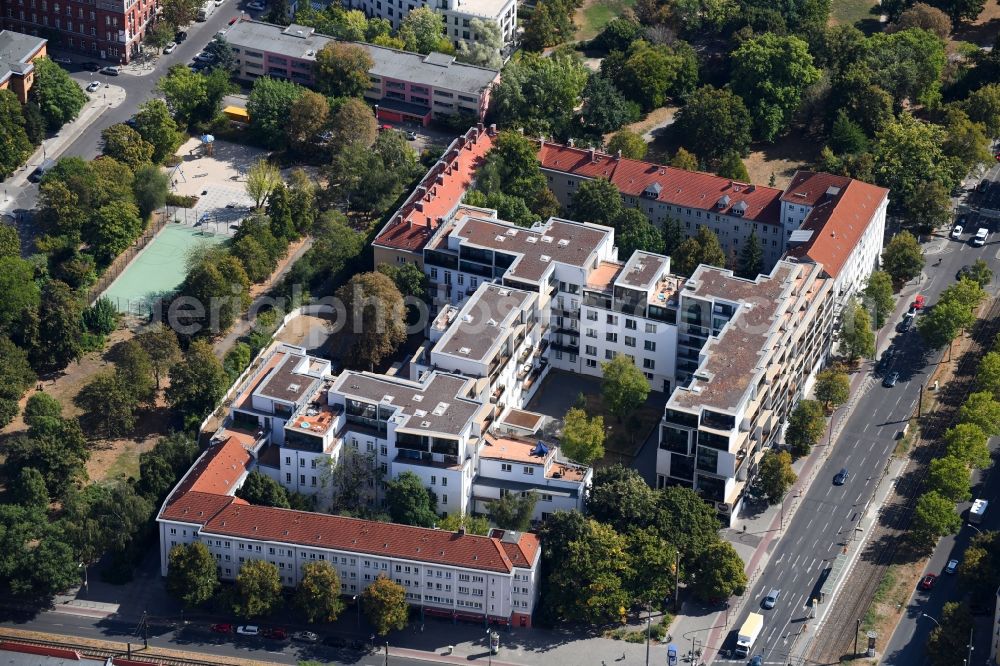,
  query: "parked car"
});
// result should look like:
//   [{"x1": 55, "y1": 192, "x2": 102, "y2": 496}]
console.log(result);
[
  {"x1": 951, "y1": 225, "x2": 964, "y2": 239},
  {"x1": 175, "y1": 30, "x2": 188, "y2": 42},
  {"x1": 262, "y1": 627, "x2": 287, "y2": 640},
  {"x1": 973, "y1": 227, "x2": 988, "y2": 247},
  {"x1": 236, "y1": 625, "x2": 259, "y2": 636},
  {"x1": 85, "y1": 80, "x2": 101, "y2": 92},
  {"x1": 163, "y1": 41, "x2": 177, "y2": 53},
  {"x1": 378, "y1": 123, "x2": 393, "y2": 131},
  {"x1": 229, "y1": 14, "x2": 241, "y2": 24},
  {"x1": 833, "y1": 468, "x2": 850, "y2": 485},
  {"x1": 762, "y1": 589, "x2": 779, "y2": 610},
  {"x1": 100, "y1": 65, "x2": 121, "y2": 76},
  {"x1": 911, "y1": 295, "x2": 925, "y2": 310},
  {"x1": 750, "y1": 657, "x2": 763, "y2": 666},
  {"x1": 214, "y1": 0, "x2": 225, "y2": 6},
  {"x1": 292, "y1": 631, "x2": 318, "y2": 642},
  {"x1": 246, "y1": 1, "x2": 265, "y2": 9},
  {"x1": 898, "y1": 316, "x2": 914, "y2": 333},
  {"x1": 194, "y1": 52, "x2": 216, "y2": 63},
  {"x1": 920, "y1": 573, "x2": 937, "y2": 590},
  {"x1": 210, "y1": 623, "x2": 232, "y2": 633},
  {"x1": 406, "y1": 130, "x2": 417, "y2": 140},
  {"x1": 52, "y1": 56, "x2": 73, "y2": 64},
  {"x1": 28, "y1": 158, "x2": 56, "y2": 183},
  {"x1": 883, "y1": 372, "x2": 899, "y2": 388},
  {"x1": 82, "y1": 61, "x2": 102, "y2": 71},
  {"x1": 957, "y1": 265, "x2": 976, "y2": 281},
  {"x1": 946, "y1": 559, "x2": 959, "y2": 574}
]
